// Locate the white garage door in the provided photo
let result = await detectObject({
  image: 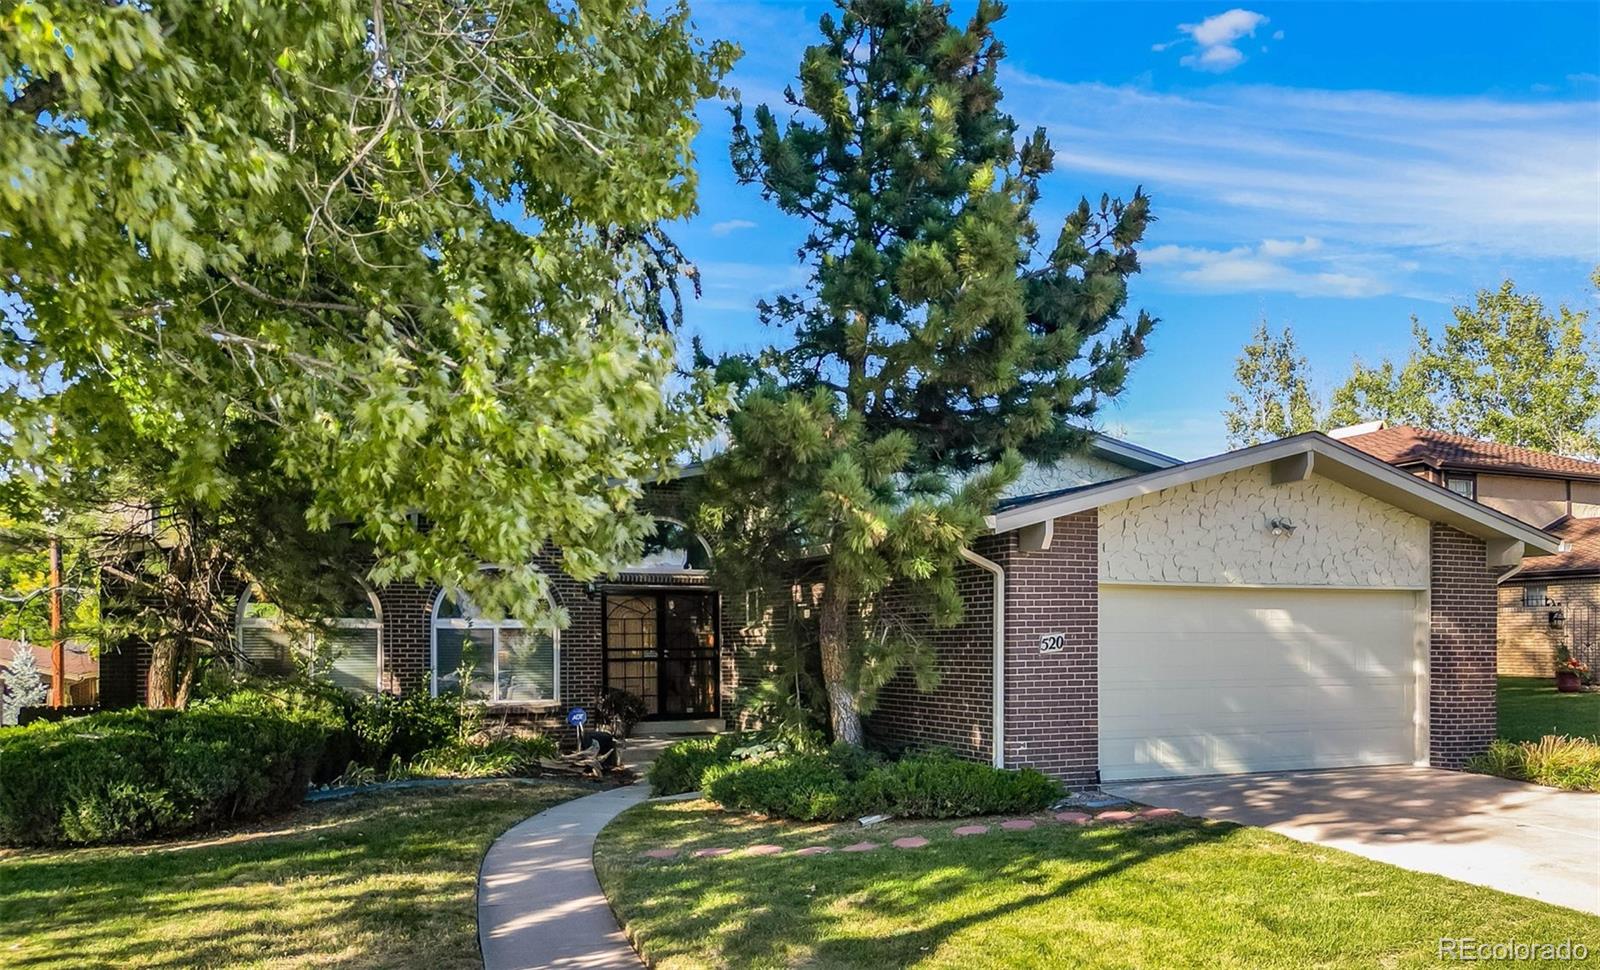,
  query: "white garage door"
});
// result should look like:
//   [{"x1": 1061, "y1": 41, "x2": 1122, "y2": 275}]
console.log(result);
[{"x1": 1099, "y1": 585, "x2": 1425, "y2": 781}]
